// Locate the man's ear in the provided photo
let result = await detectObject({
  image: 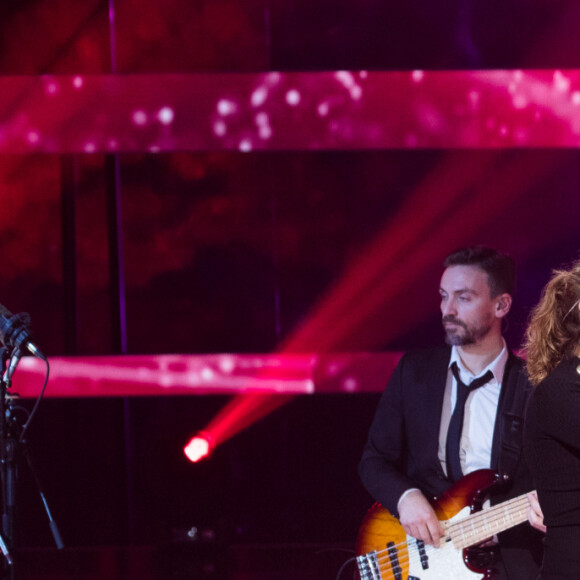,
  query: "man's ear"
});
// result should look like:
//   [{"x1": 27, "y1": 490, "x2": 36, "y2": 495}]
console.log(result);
[{"x1": 495, "y1": 293, "x2": 512, "y2": 318}]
